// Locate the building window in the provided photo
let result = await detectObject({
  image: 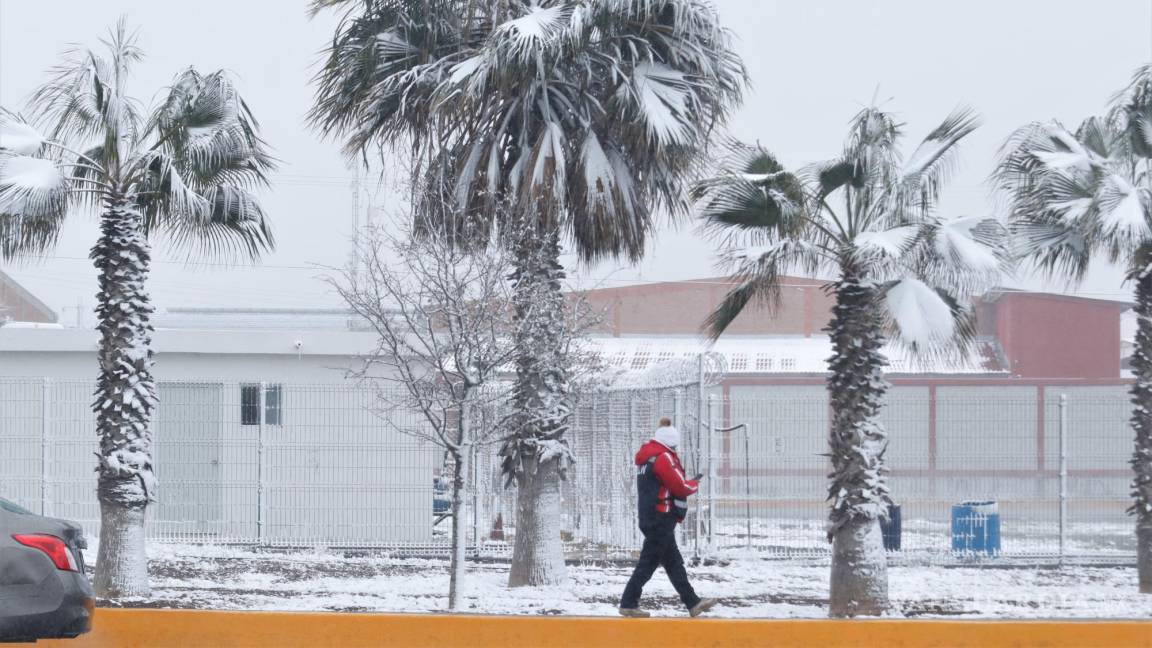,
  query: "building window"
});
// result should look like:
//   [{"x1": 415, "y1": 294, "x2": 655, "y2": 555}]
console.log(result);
[
  {"x1": 241, "y1": 384, "x2": 283, "y2": 426},
  {"x1": 265, "y1": 385, "x2": 283, "y2": 426}
]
